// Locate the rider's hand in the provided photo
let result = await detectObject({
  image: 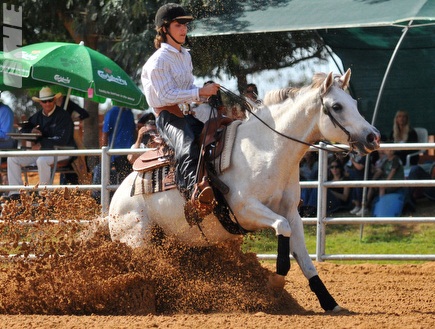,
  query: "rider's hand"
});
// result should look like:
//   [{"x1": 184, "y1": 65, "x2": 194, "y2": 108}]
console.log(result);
[{"x1": 199, "y1": 83, "x2": 220, "y2": 97}]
